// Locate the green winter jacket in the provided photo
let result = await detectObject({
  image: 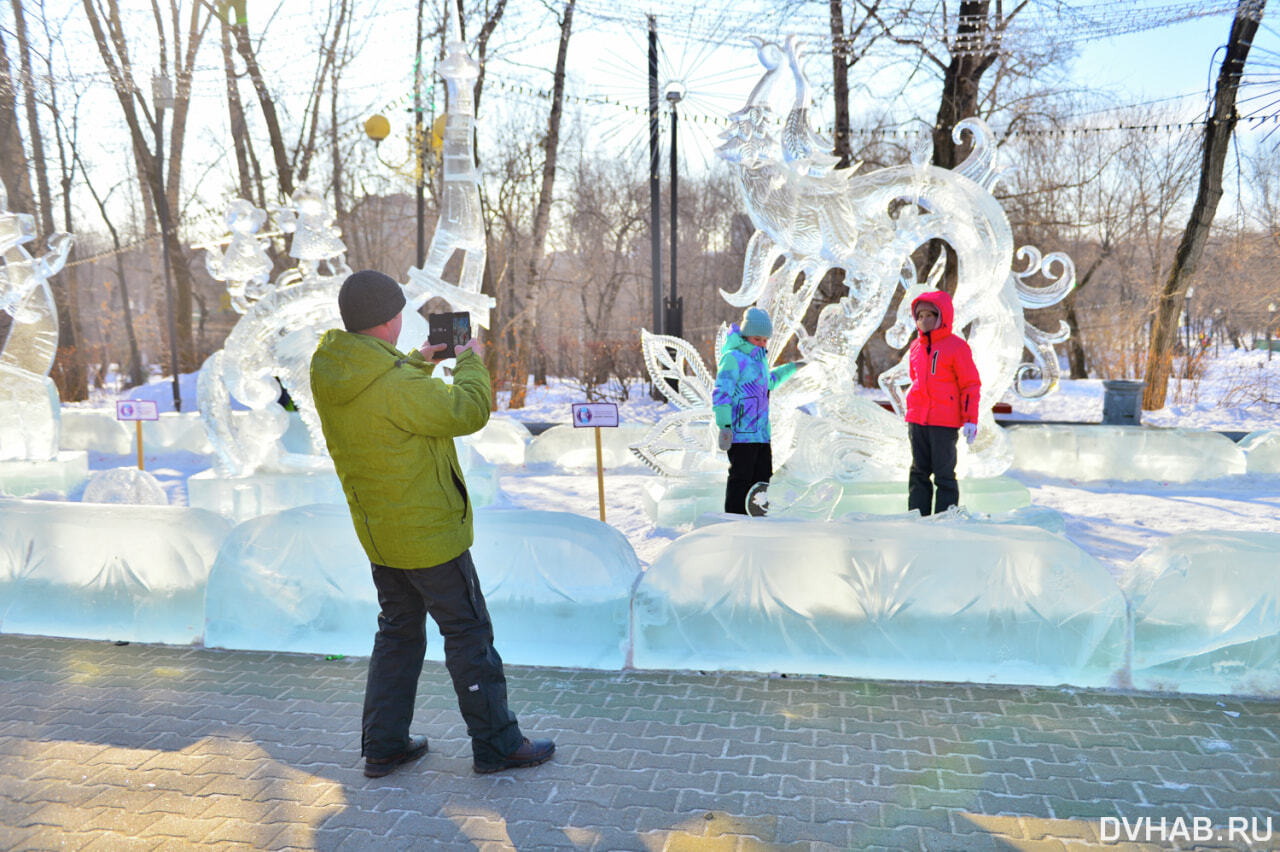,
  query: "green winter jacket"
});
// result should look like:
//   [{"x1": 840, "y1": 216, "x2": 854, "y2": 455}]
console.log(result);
[{"x1": 309, "y1": 329, "x2": 490, "y2": 569}]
